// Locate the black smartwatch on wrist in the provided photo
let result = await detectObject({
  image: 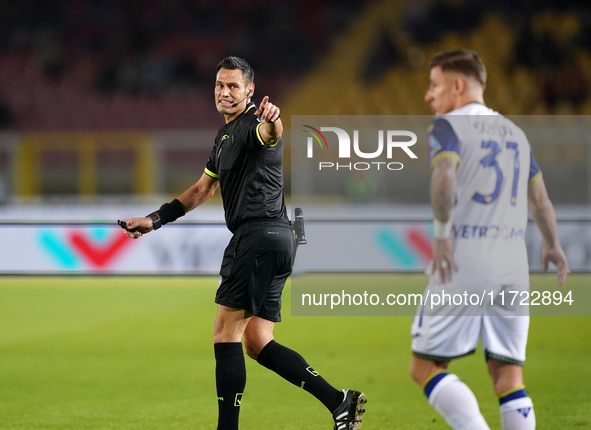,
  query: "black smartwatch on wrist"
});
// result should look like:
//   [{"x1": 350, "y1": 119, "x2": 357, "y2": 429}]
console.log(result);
[{"x1": 147, "y1": 212, "x2": 162, "y2": 230}]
